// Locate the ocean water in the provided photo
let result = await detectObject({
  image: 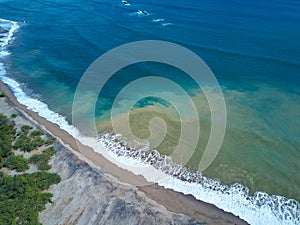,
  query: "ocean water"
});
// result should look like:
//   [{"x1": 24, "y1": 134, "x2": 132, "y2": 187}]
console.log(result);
[{"x1": 0, "y1": 0, "x2": 300, "y2": 224}]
